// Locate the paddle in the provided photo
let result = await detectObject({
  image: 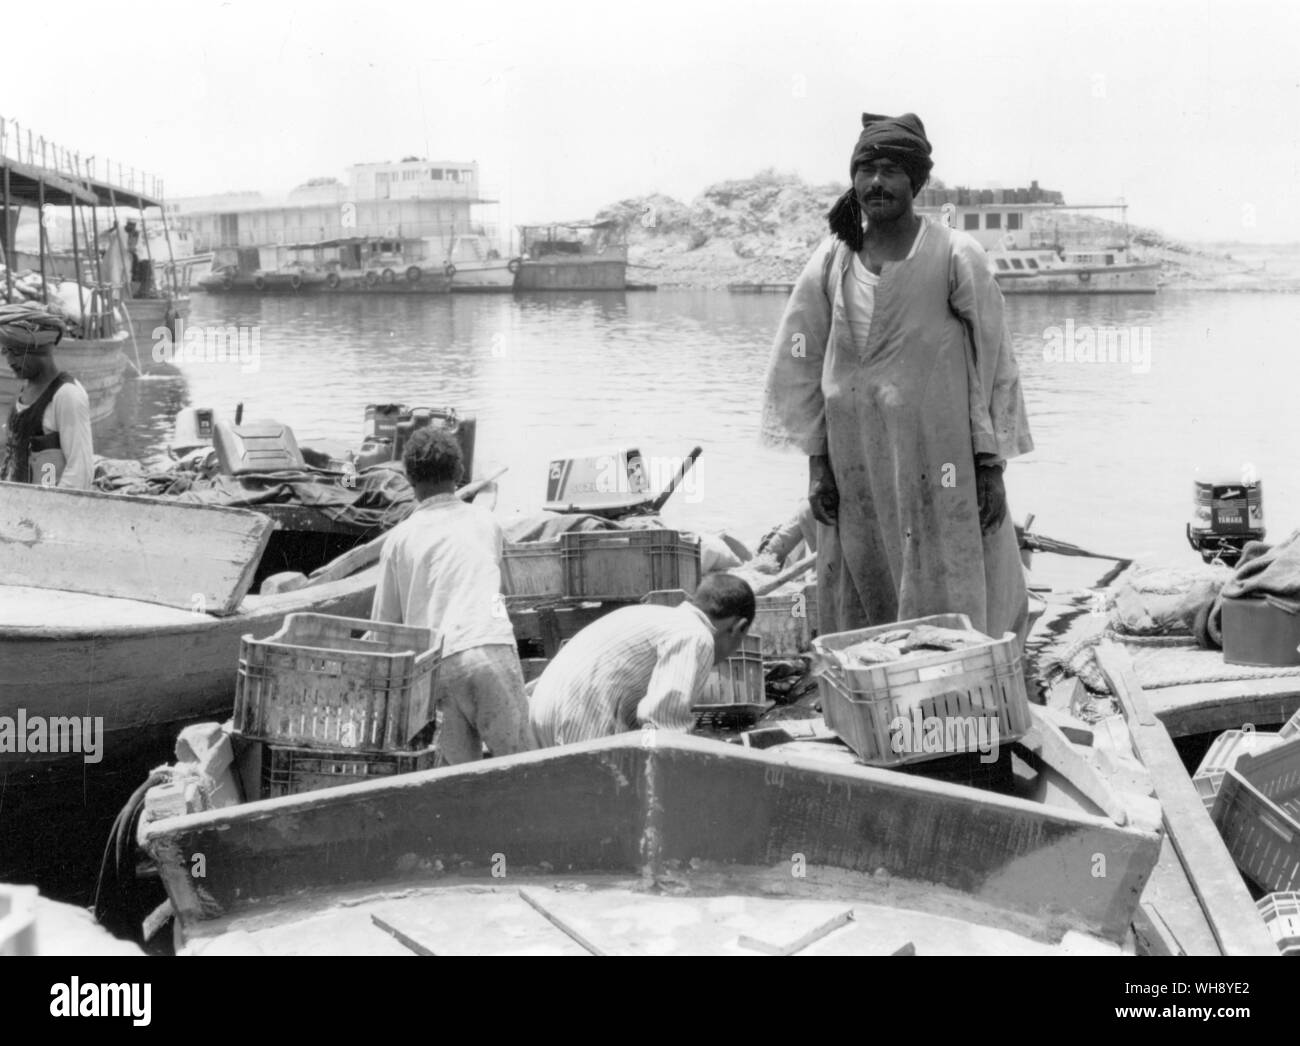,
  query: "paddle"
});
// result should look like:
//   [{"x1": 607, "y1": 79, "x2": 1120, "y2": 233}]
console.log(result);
[{"x1": 306, "y1": 467, "x2": 507, "y2": 586}]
